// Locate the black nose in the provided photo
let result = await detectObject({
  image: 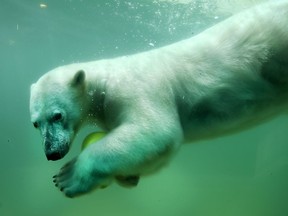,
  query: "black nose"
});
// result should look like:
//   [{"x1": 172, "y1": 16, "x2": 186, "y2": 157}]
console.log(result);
[{"x1": 46, "y1": 152, "x2": 62, "y2": 161}]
